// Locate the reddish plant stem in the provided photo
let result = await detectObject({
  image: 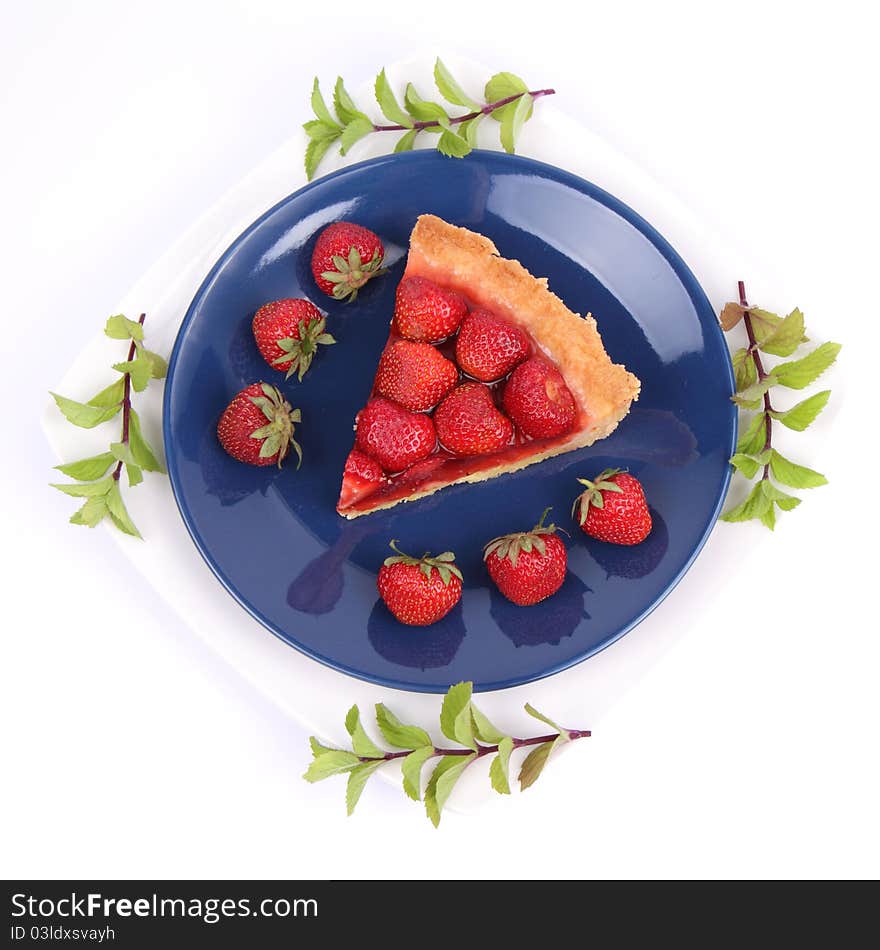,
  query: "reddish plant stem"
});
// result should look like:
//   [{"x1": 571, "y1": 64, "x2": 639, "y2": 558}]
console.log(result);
[
  {"x1": 112, "y1": 313, "x2": 147, "y2": 481},
  {"x1": 371, "y1": 88, "x2": 555, "y2": 133},
  {"x1": 357, "y1": 728, "x2": 591, "y2": 763},
  {"x1": 738, "y1": 281, "x2": 773, "y2": 481}
]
